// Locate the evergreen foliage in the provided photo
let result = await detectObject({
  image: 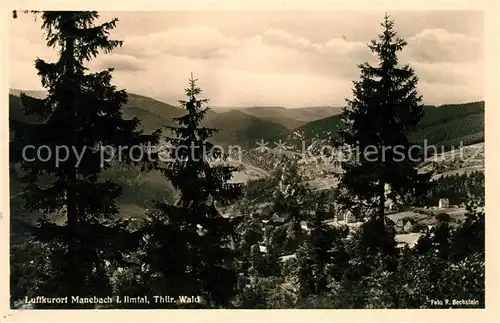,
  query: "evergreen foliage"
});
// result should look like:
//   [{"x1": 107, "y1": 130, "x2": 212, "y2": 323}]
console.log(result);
[
  {"x1": 294, "y1": 101, "x2": 484, "y2": 152},
  {"x1": 9, "y1": 11, "x2": 159, "y2": 307},
  {"x1": 427, "y1": 171, "x2": 484, "y2": 205},
  {"x1": 138, "y1": 75, "x2": 244, "y2": 308},
  {"x1": 295, "y1": 191, "x2": 350, "y2": 297},
  {"x1": 335, "y1": 14, "x2": 432, "y2": 223}
]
